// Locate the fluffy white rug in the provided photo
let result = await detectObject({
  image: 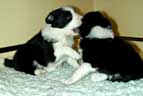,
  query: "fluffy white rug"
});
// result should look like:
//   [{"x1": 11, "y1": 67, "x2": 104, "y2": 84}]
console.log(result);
[{"x1": 0, "y1": 63, "x2": 143, "y2": 96}]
